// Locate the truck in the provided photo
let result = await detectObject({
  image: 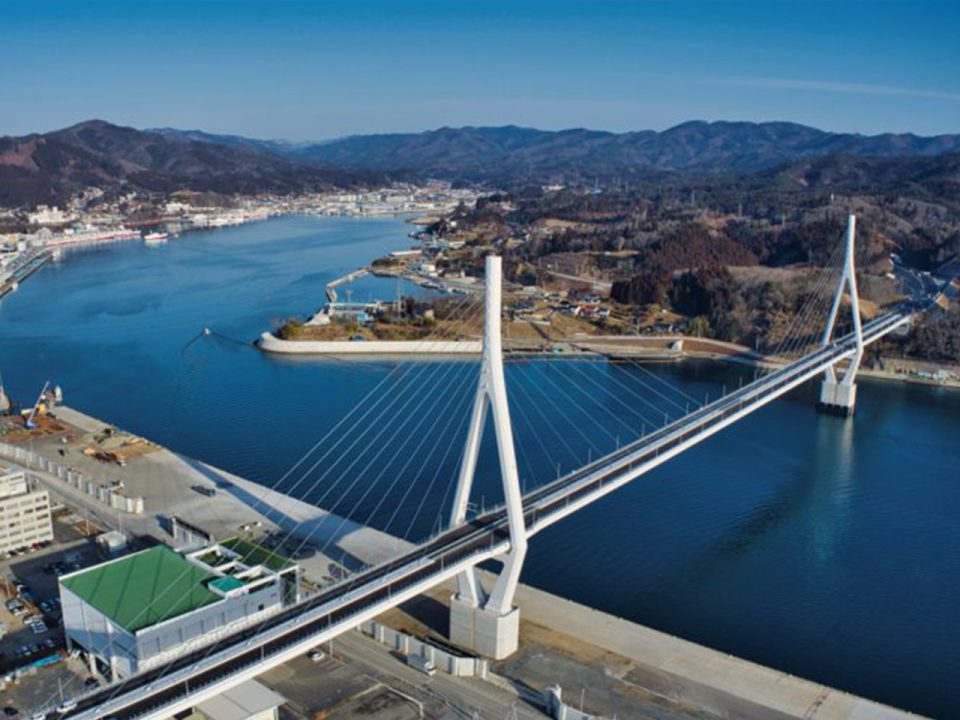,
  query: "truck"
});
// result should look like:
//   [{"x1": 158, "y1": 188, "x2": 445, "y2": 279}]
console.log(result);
[{"x1": 406, "y1": 653, "x2": 437, "y2": 676}]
